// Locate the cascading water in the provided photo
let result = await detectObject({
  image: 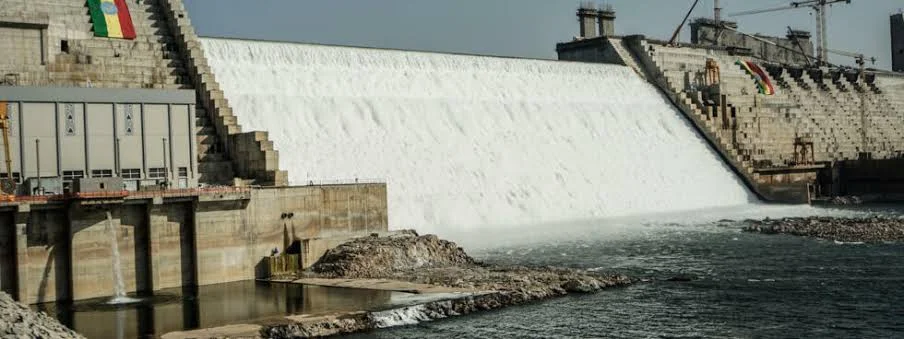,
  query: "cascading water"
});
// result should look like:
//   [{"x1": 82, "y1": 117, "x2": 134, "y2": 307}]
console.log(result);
[
  {"x1": 201, "y1": 38, "x2": 756, "y2": 233},
  {"x1": 106, "y1": 211, "x2": 138, "y2": 304}
]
